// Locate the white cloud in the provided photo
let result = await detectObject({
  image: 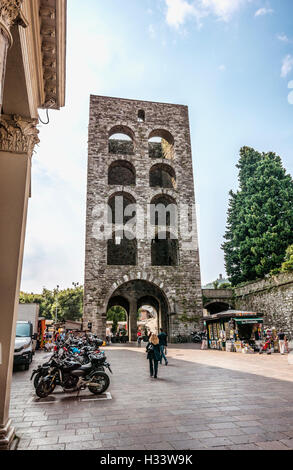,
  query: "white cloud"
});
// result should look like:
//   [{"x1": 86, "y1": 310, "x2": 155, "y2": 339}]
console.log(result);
[
  {"x1": 201, "y1": 0, "x2": 248, "y2": 22},
  {"x1": 281, "y1": 55, "x2": 293, "y2": 78},
  {"x1": 255, "y1": 7, "x2": 274, "y2": 17},
  {"x1": 277, "y1": 33, "x2": 289, "y2": 43},
  {"x1": 165, "y1": 0, "x2": 200, "y2": 29},
  {"x1": 165, "y1": 0, "x2": 252, "y2": 29},
  {"x1": 218, "y1": 64, "x2": 226, "y2": 71}
]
